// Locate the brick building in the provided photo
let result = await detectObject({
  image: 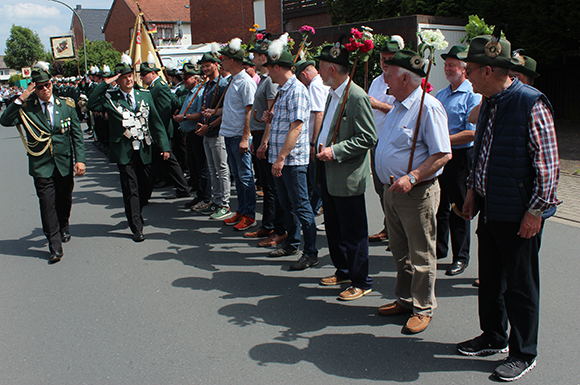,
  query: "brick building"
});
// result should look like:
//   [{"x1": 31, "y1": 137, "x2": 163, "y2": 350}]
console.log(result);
[
  {"x1": 70, "y1": 5, "x2": 108, "y2": 49},
  {"x1": 103, "y1": 0, "x2": 192, "y2": 53}
]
